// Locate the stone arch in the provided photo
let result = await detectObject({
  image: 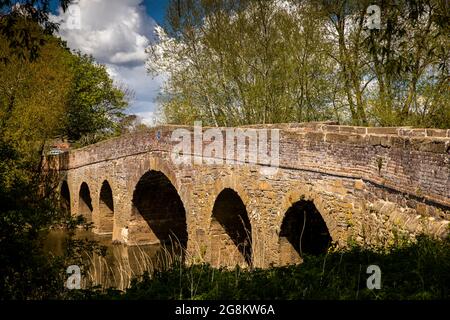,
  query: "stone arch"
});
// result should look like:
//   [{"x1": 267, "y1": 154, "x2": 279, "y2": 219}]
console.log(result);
[
  {"x1": 209, "y1": 187, "x2": 252, "y2": 267},
  {"x1": 277, "y1": 187, "x2": 338, "y2": 265},
  {"x1": 78, "y1": 182, "x2": 93, "y2": 222},
  {"x1": 130, "y1": 156, "x2": 190, "y2": 211},
  {"x1": 211, "y1": 174, "x2": 252, "y2": 209},
  {"x1": 131, "y1": 170, "x2": 188, "y2": 248},
  {"x1": 98, "y1": 180, "x2": 114, "y2": 235},
  {"x1": 60, "y1": 180, "x2": 71, "y2": 216},
  {"x1": 279, "y1": 200, "x2": 332, "y2": 264}
]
